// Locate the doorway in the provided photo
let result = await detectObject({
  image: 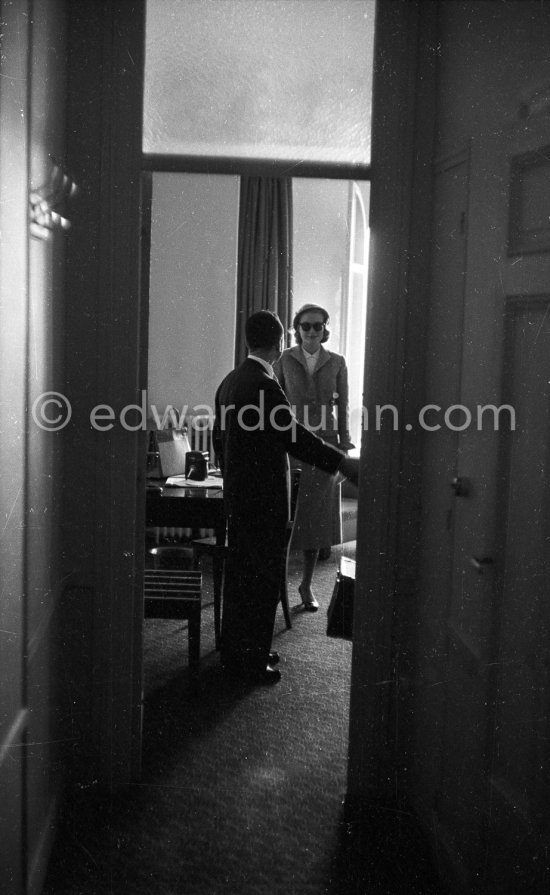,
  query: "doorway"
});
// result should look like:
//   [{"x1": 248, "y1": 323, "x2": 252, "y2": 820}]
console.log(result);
[
  {"x1": 146, "y1": 174, "x2": 369, "y2": 450},
  {"x1": 141, "y1": 172, "x2": 369, "y2": 713}
]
